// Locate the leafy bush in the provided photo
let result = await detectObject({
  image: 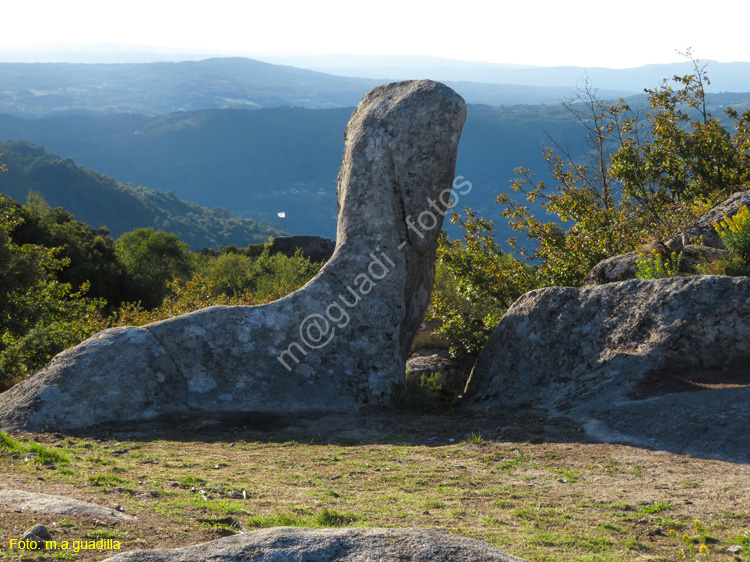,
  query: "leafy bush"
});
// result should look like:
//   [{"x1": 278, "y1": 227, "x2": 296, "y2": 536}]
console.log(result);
[
  {"x1": 116, "y1": 227, "x2": 196, "y2": 308},
  {"x1": 113, "y1": 247, "x2": 322, "y2": 328},
  {"x1": 692, "y1": 205, "x2": 750, "y2": 276},
  {"x1": 636, "y1": 251, "x2": 681, "y2": 279},
  {"x1": 14, "y1": 192, "x2": 127, "y2": 307},
  {"x1": 0, "y1": 195, "x2": 108, "y2": 388},
  {"x1": 428, "y1": 212, "x2": 534, "y2": 355},
  {"x1": 499, "y1": 56, "x2": 750, "y2": 289},
  {"x1": 713, "y1": 205, "x2": 750, "y2": 262},
  {"x1": 203, "y1": 252, "x2": 256, "y2": 296}
]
